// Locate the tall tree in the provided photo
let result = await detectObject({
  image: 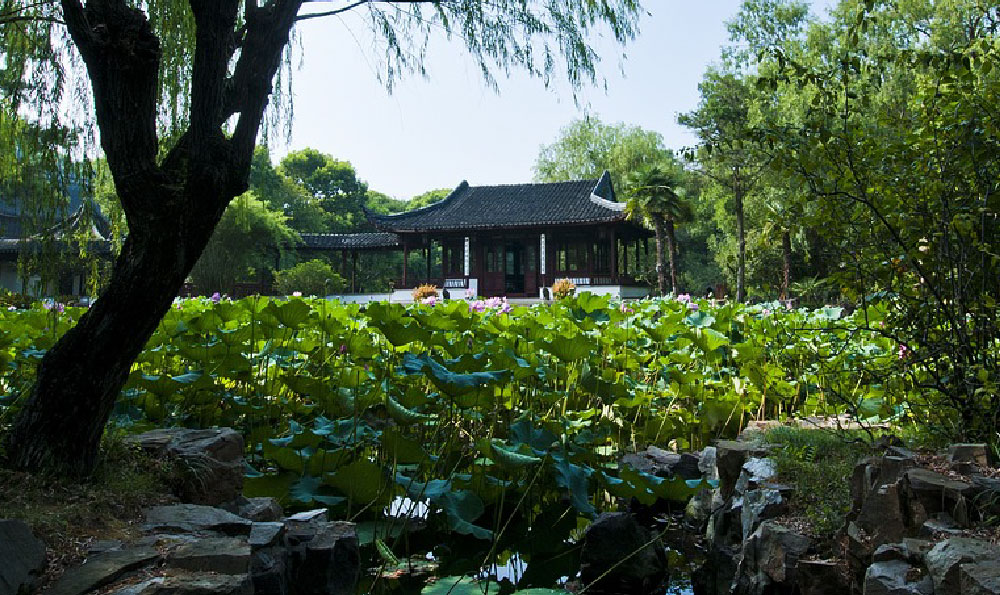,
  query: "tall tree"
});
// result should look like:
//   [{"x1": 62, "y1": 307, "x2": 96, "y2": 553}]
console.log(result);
[
  {"x1": 624, "y1": 164, "x2": 692, "y2": 296},
  {"x1": 1, "y1": 0, "x2": 642, "y2": 475},
  {"x1": 534, "y1": 116, "x2": 671, "y2": 189}
]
